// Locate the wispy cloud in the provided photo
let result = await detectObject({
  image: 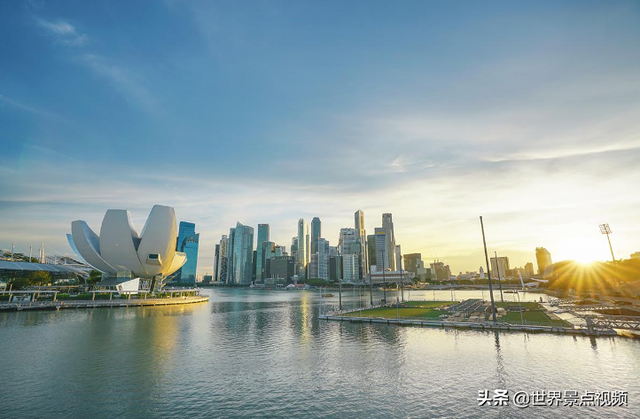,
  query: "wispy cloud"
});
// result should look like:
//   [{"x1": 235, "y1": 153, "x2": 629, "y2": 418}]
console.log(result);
[
  {"x1": 35, "y1": 18, "x2": 88, "y2": 46},
  {"x1": 0, "y1": 92, "x2": 56, "y2": 119},
  {"x1": 80, "y1": 54, "x2": 157, "y2": 111}
]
